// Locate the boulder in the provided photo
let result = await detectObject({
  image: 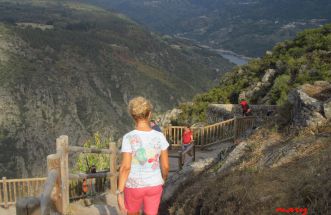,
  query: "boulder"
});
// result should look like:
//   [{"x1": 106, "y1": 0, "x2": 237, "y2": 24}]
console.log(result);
[
  {"x1": 300, "y1": 81, "x2": 331, "y2": 101},
  {"x1": 324, "y1": 99, "x2": 331, "y2": 120},
  {"x1": 160, "y1": 108, "x2": 183, "y2": 127},
  {"x1": 262, "y1": 69, "x2": 276, "y2": 83},
  {"x1": 288, "y1": 84, "x2": 329, "y2": 128}
]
